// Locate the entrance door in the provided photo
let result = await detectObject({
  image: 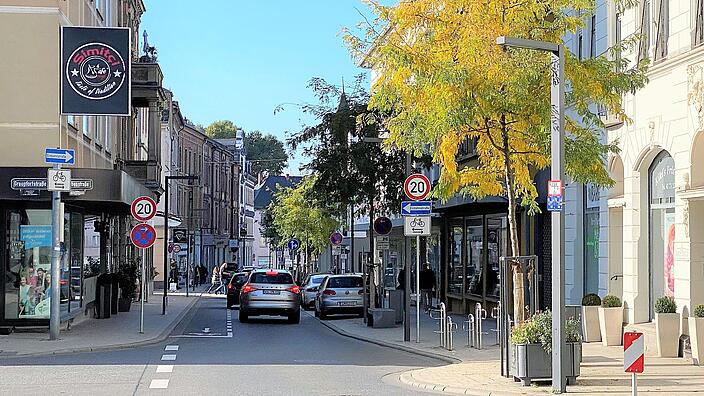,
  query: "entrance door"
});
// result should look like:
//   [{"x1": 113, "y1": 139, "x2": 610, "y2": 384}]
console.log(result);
[{"x1": 648, "y1": 151, "x2": 675, "y2": 320}]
